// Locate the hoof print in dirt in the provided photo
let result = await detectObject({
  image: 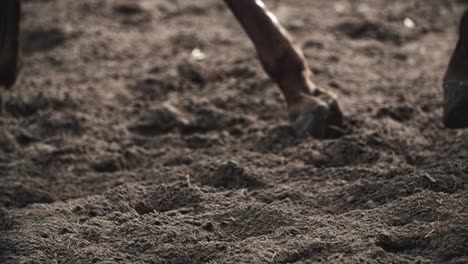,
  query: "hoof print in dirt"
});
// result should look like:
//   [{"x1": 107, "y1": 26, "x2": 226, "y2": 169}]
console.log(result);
[
  {"x1": 113, "y1": 2, "x2": 144, "y2": 16},
  {"x1": 376, "y1": 105, "x2": 416, "y2": 122},
  {"x1": 113, "y1": 2, "x2": 151, "y2": 25},
  {"x1": 128, "y1": 103, "x2": 191, "y2": 135},
  {"x1": 92, "y1": 155, "x2": 123, "y2": 173},
  {"x1": 200, "y1": 161, "x2": 265, "y2": 189}
]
